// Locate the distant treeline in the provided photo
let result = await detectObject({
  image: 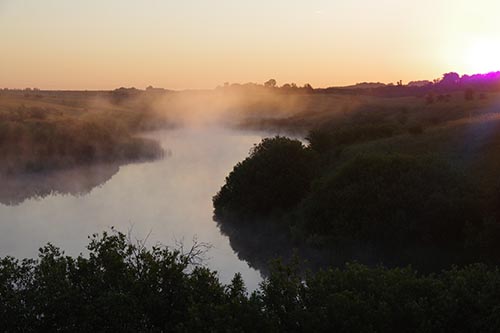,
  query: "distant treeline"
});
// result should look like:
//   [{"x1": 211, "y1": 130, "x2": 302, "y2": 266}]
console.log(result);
[
  {"x1": 4, "y1": 70, "x2": 500, "y2": 99},
  {"x1": 38, "y1": 71, "x2": 492, "y2": 98},
  {"x1": 215, "y1": 71, "x2": 500, "y2": 98},
  {"x1": 317, "y1": 72, "x2": 500, "y2": 97},
  {"x1": 2, "y1": 230, "x2": 500, "y2": 332}
]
